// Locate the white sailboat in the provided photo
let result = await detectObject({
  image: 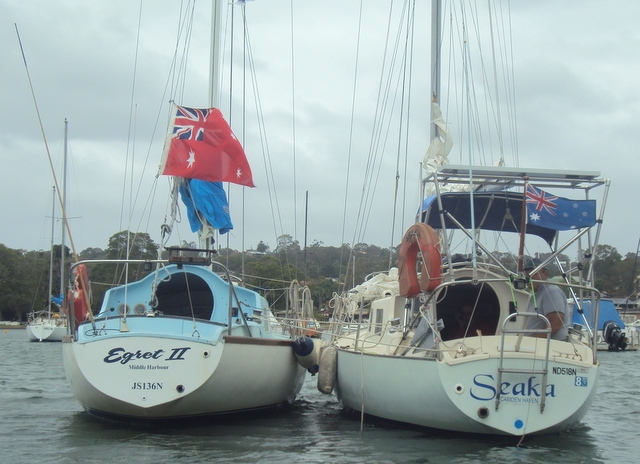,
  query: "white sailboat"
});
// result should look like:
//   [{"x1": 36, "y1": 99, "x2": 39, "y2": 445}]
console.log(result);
[
  {"x1": 317, "y1": 1, "x2": 605, "y2": 436},
  {"x1": 27, "y1": 121, "x2": 71, "y2": 342},
  {"x1": 26, "y1": 187, "x2": 68, "y2": 342},
  {"x1": 62, "y1": 1, "x2": 309, "y2": 421}
]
